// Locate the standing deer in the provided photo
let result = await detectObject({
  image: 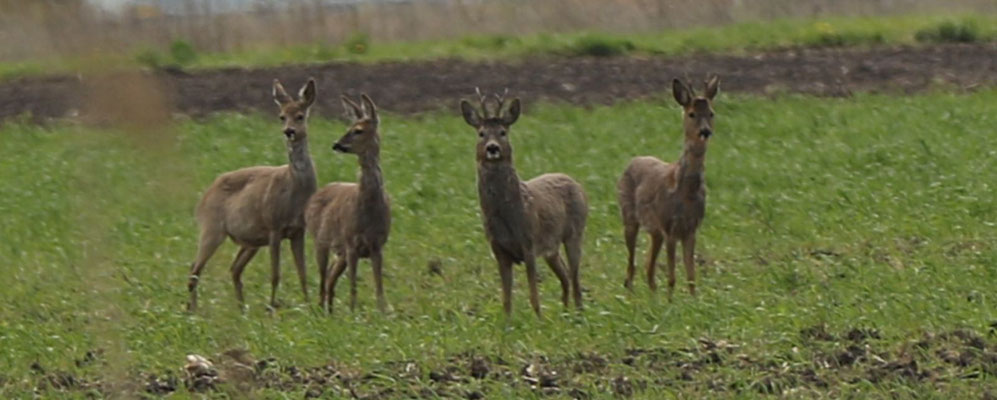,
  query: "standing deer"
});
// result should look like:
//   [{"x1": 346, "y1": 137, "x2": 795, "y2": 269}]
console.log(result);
[
  {"x1": 306, "y1": 94, "x2": 391, "y2": 313},
  {"x1": 186, "y1": 78, "x2": 318, "y2": 311},
  {"x1": 460, "y1": 89, "x2": 588, "y2": 317},
  {"x1": 618, "y1": 76, "x2": 719, "y2": 300}
]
